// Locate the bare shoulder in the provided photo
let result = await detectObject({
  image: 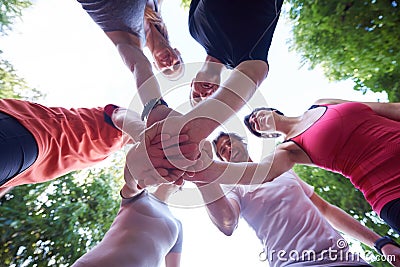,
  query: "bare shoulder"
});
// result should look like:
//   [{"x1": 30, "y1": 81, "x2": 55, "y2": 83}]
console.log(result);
[{"x1": 313, "y1": 98, "x2": 349, "y2": 105}]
